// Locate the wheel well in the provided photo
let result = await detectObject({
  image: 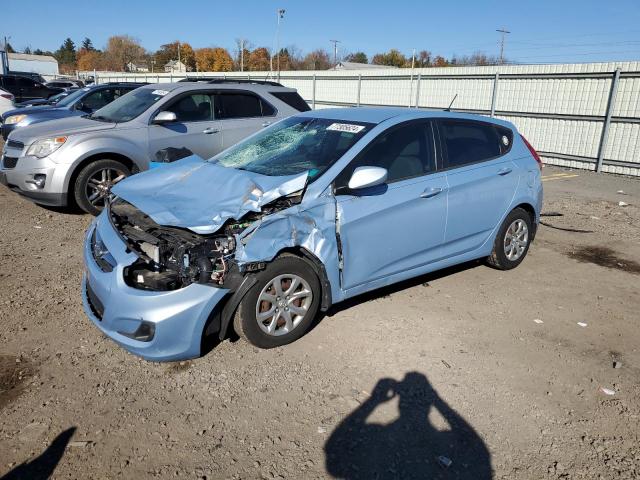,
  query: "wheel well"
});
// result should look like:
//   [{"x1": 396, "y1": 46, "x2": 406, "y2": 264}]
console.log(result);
[
  {"x1": 513, "y1": 202, "x2": 537, "y2": 237},
  {"x1": 276, "y1": 247, "x2": 333, "y2": 311},
  {"x1": 67, "y1": 153, "x2": 135, "y2": 207}
]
